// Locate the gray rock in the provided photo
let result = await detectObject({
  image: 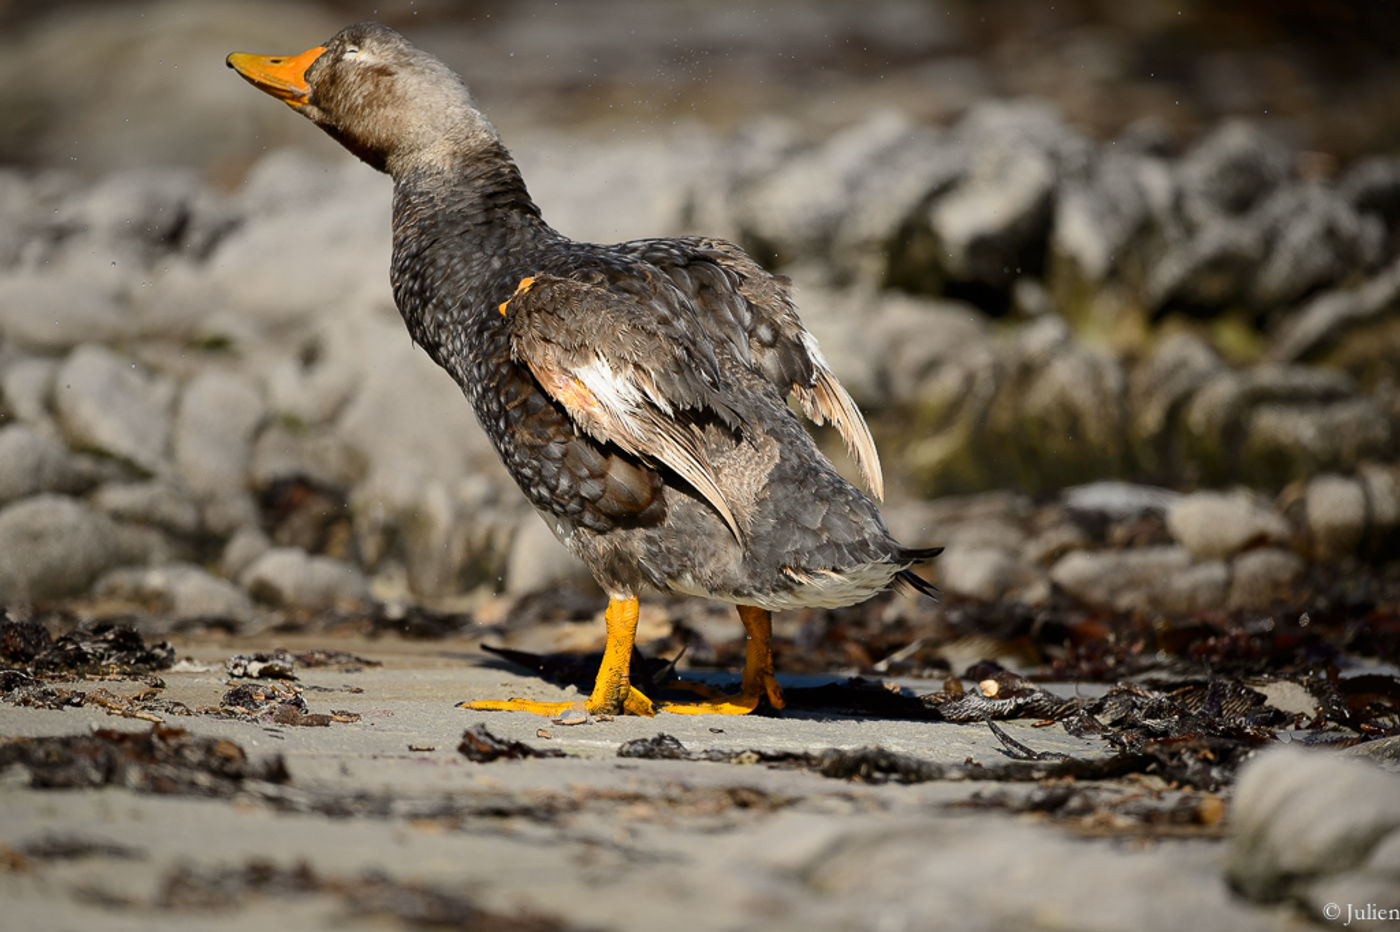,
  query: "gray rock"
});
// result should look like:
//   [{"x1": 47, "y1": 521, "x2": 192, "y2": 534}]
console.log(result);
[
  {"x1": 1063, "y1": 481, "x2": 1180, "y2": 521},
  {"x1": 239, "y1": 546, "x2": 371, "y2": 609},
  {"x1": 0, "y1": 270, "x2": 130, "y2": 353},
  {"x1": 1228, "y1": 548, "x2": 1304, "y2": 610},
  {"x1": 1166, "y1": 489, "x2": 1292, "y2": 560},
  {"x1": 90, "y1": 480, "x2": 202, "y2": 538},
  {"x1": 220, "y1": 526, "x2": 272, "y2": 581},
  {"x1": 735, "y1": 112, "x2": 932, "y2": 266},
  {"x1": 1128, "y1": 332, "x2": 1226, "y2": 477},
  {"x1": 173, "y1": 370, "x2": 265, "y2": 499},
  {"x1": 1177, "y1": 120, "x2": 1292, "y2": 218},
  {"x1": 53, "y1": 344, "x2": 174, "y2": 476},
  {"x1": 505, "y1": 512, "x2": 592, "y2": 596},
  {"x1": 94, "y1": 562, "x2": 255, "y2": 622},
  {"x1": 1268, "y1": 254, "x2": 1400, "y2": 374},
  {"x1": 1358, "y1": 463, "x2": 1400, "y2": 552},
  {"x1": 1345, "y1": 735, "x2": 1400, "y2": 772},
  {"x1": 1249, "y1": 184, "x2": 1384, "y2": 308},
  {"x1": 1228, "y1": 747, "x2": 1400, "y2": 914},
  {"x1": 0, "y1": 423, "x2": 105, "y2": 505},
  {"x1": 1051, "y1": 151, "x2": 1158, "y2": 286},
  {"x1": 1340, "y1": 154, "x2": 1400, "y2": 226},
  {"x1": 0, "y1": 494, "x2": 138, "y2": 602},
  {"x1": 248, "y1": 422, "x2": 365, "y2": 494},
  {"x1": 1050, "y1": 546, "x2": 1228, "y2": 614},
  {"x1": 1303, "y1": 474, "x2": 1369, "y2": 561},
  {"x1": 936, "y1": 546, "x2": 1043, "y2": 603},
  {"x1": 0, "y1": 355, "x2": 57, "y2": 423},
  {"x1": 1244, "y1": 398, "x2": 1393, "y2": 488},
  {"x1": 925, "y1": 143, "x2": 1055, "y2": 290},
  {"x1": 1145, "y1": 217, "x2": 1265, "y2": 311}
]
